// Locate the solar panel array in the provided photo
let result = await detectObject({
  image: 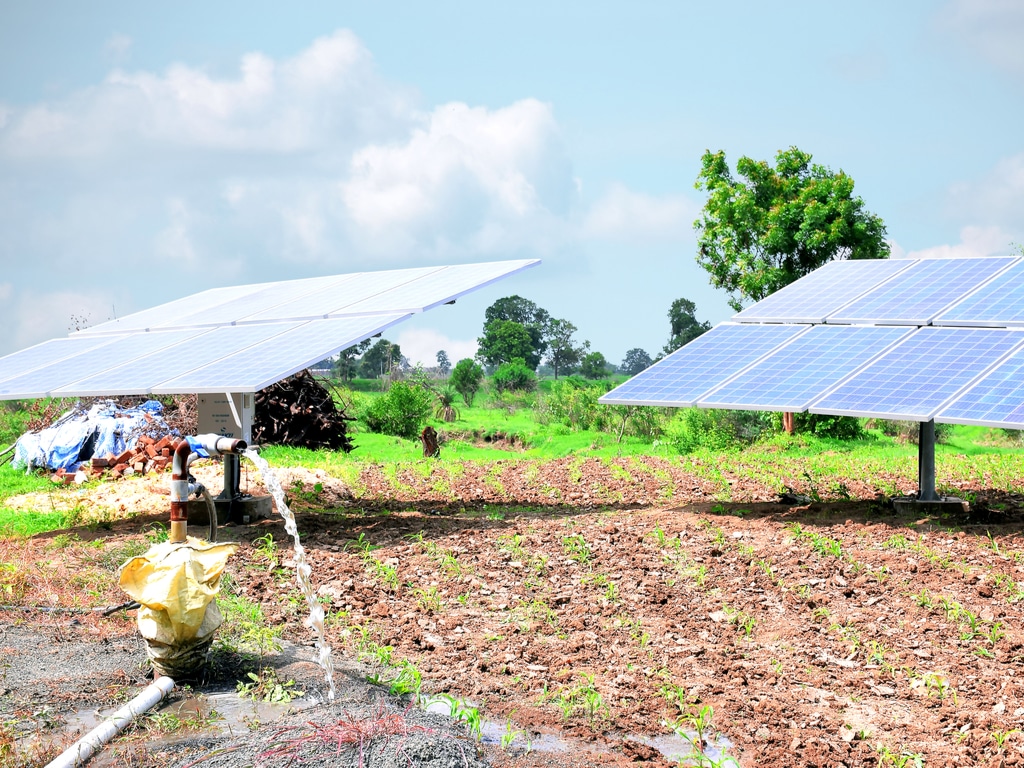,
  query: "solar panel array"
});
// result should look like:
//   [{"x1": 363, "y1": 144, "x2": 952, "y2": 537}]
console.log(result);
[
  {"x1": 826, "y1": 256, "x2": 1016, "y2": 325},
  {"x1": 600, "y1": 255, "x2": 1024, "y2": 429},
  {"x1": 702, "y1": 325, "x2": 914, "y2": 412},
  {"x1": 599, "y1": 324, "x2": 809, "y2": 407},
  {"x1": 0, "y1": 259, "x2": 538, "y2": 399}
]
